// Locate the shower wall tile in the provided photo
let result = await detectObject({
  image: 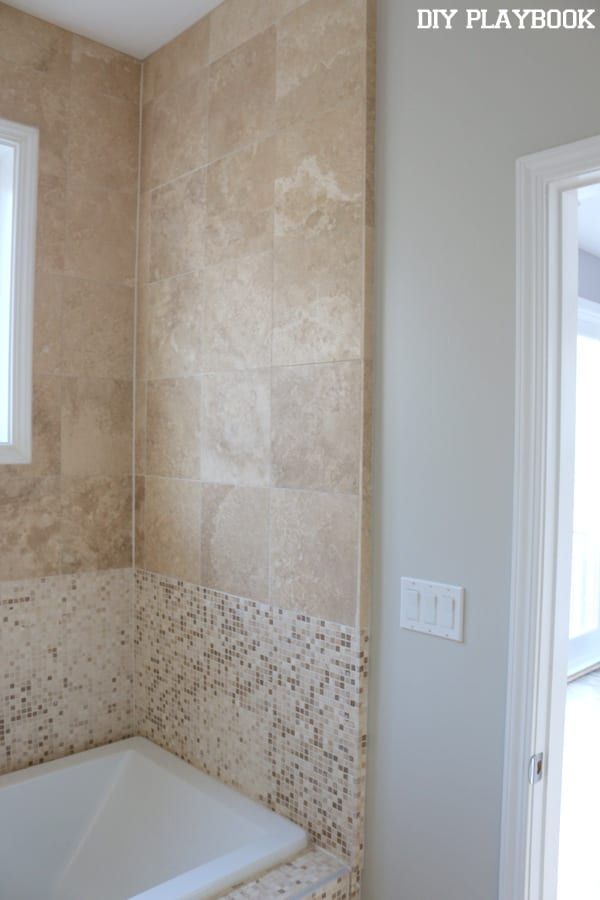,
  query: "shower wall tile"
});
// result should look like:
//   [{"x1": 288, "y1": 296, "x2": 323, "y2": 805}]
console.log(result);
[
  {"x1": 61, "y1": 378, "x2": 132, "y2": 478},
  {"x1": 200, "y1": 370, "x2": 271, "y2": 486},
  {"x1": 68, "y1": 89, "x2": 139, "y2": 192},
  {"x1": 0, "y1": 568, "x2": 134, "y2": 776},
  {"x1": 144, "y1": 72, "x2": 209, "y2": 190},
  {"x1": 71, "y1": 35, "x2": 140, "y2": 104},
  {"x1": 145, "y1": 273, "x2": 204, "y2": 379},
  {"x1": 205, "y1": 136, "x2": 275, "y2": 266},
  {"x1": 142, "y1": 16, "x2": 209, "y2": 104},
  {"x1": 271, "y1": 361, "x2": 362, "y2": 493},
  {"x1": 0, "y1": 476, "x2": 61, "y2": 581},
  {"x1": 275, "y1": 0, "x2": 365, "y2": 130},
  {"x1": 33, "y1": 272, "x2": 63, "y2": 376},
  {"x1": 135, "y1": 570, "x2": 369, "y2": 867},
  {"x1": 135, "y1": 381, "x2": 147, "y2": 475},
  {"x1": 272, "y1": 225, "x2": 363, "y2": 366},
  {"x1": 149, "y1": 169, "x2": 206, "y2": 282},
  {"x1": 203, "y1": 252, "x2": 272, "y2": 372},
  {"x1": 146, "y1": 378, "x2": 202, "y2": 478},
  {"x1": 269, "y1": 489, "x2": 359, "y2": 625},
  {"x1": 200, "y1": 484, "x2": 269, "y2": 600},
  {"x1": 142, "y1": 477, "x2": 202, "y2": 584},
  {"x1": 36, "y1": 174, "x2": 66, "y2": 272},
  {"x1": 61, "y1": 278, "x2": 134, "y2": 379},
  {"x1": 0, "y1": 3, "x2": 71, "y2": 77},
  {"x1": 60, "y1": 477, "x2": 132, "y2": 573},
  {"x1": 208, "y1": 28, "x2": 276, "y2": 161},
  {"x1": 64, "y1": 183, "x2": 137, "y2": 284}
]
